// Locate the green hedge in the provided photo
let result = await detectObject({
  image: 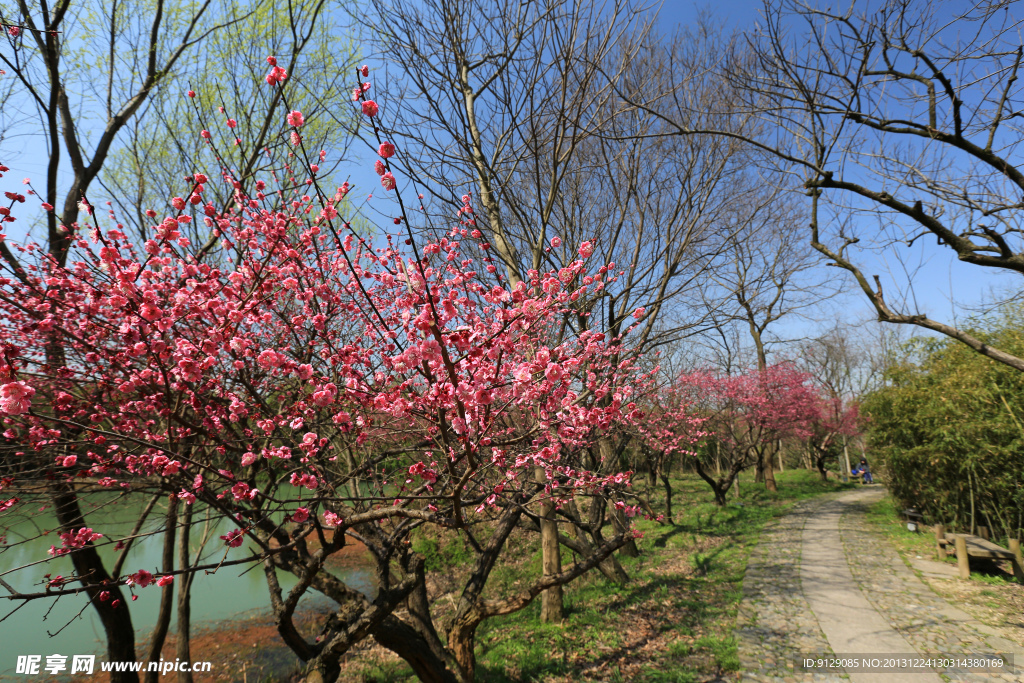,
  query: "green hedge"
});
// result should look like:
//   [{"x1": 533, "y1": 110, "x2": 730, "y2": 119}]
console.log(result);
[{"x1": 862, "y1": 307, "x2": 1024, "y2": 544}]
